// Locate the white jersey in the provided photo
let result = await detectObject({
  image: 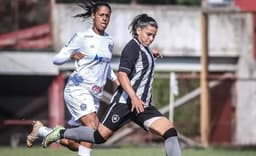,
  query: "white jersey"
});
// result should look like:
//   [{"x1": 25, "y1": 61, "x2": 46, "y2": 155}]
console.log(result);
[{"x1": 53, "y1": 28, "x2": 117, "y2": 99}]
